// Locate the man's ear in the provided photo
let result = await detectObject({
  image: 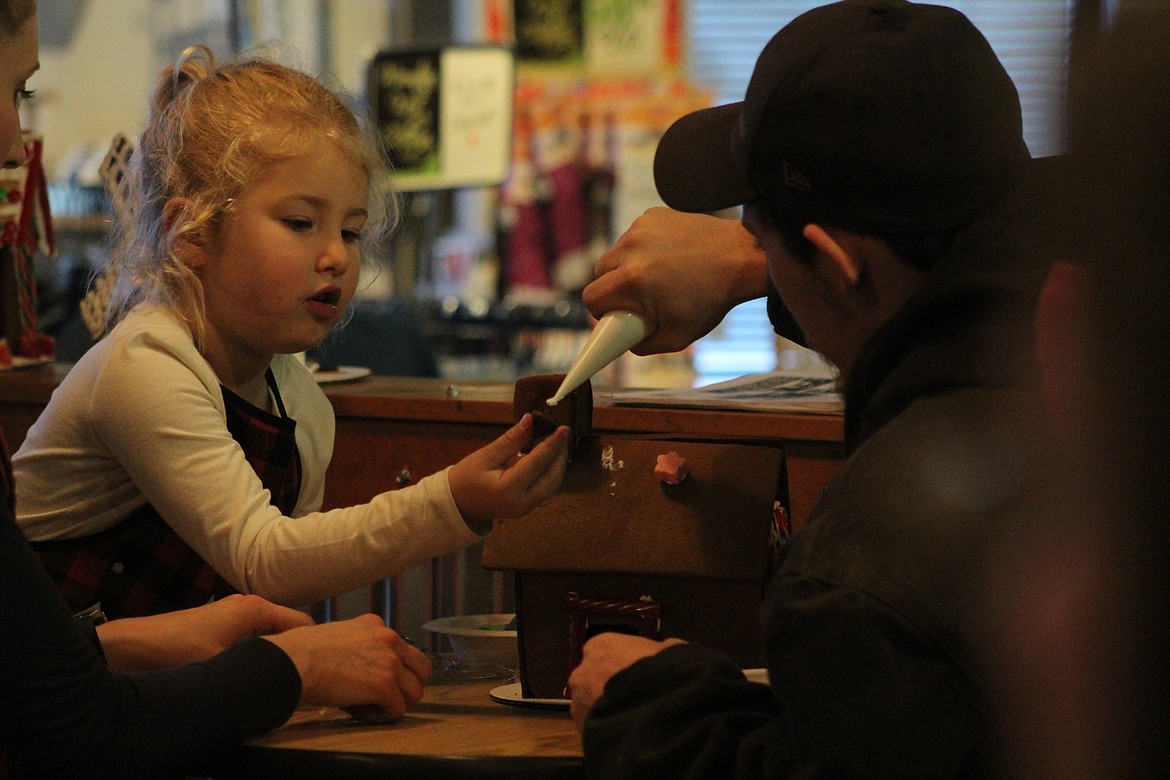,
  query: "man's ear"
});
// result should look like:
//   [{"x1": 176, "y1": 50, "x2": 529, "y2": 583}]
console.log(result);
[
  {"x1": 163, "y1": 197, "x2": 205, "y2": 269},
  {"x1": 803, "y1": 223, "x2": 861, "y2": 288}
]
